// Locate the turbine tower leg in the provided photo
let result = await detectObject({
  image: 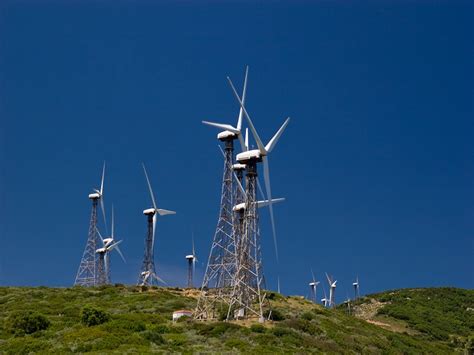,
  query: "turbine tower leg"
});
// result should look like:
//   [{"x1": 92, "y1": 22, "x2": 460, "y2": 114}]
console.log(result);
[
  {"x1": 227, "y1": 158, "x2": 266, "y2": 322},
  {"x1": 96, "y1": 253, "x2": 107, "y2": 286},
  {"x1": 187, "y1": 258, "x2": 193, "y2": 288},
  {"x1": 195, "y1": 138, "x2": 238, "y2": 320},
  {"x1": 138, "y1": 214, "x2": 157, "y2": 286},
  {"x1": 74, "y1": 198, "x2": 99, "y2": 286}
]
